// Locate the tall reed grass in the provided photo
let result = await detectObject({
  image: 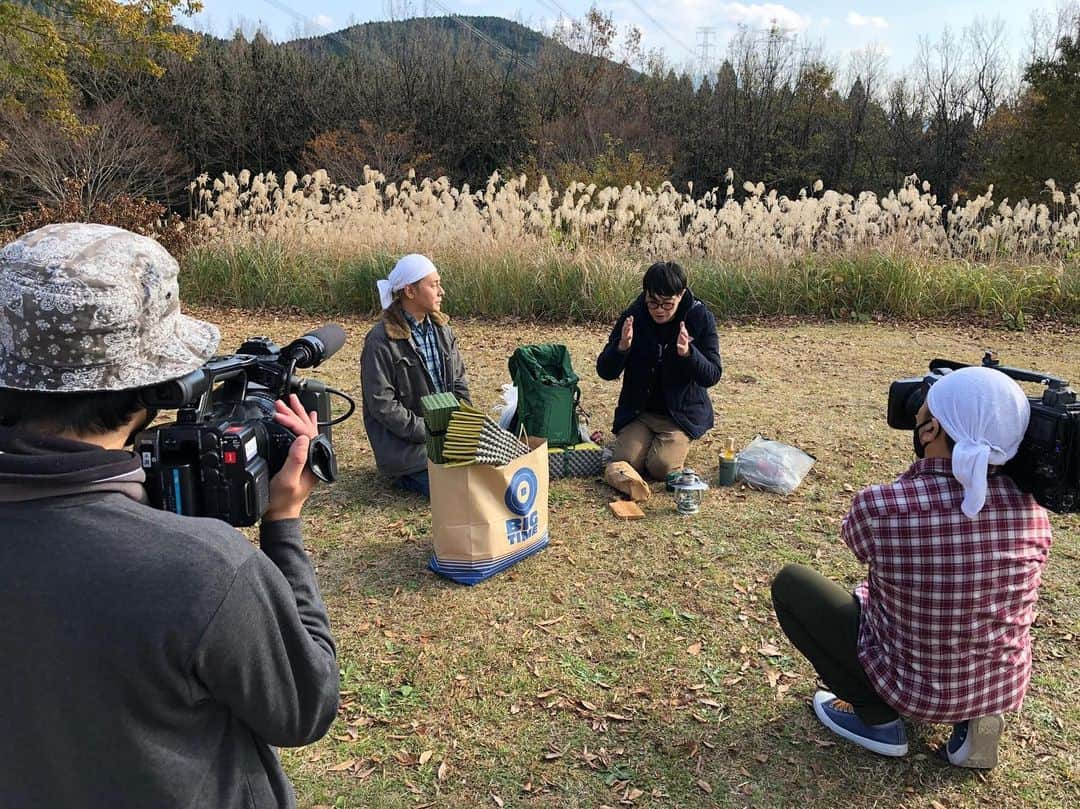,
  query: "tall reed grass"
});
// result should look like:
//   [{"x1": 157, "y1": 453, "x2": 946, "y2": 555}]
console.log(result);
[{"x1": 180, "y1": 169, "x2": 1080, "y2": 324}]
